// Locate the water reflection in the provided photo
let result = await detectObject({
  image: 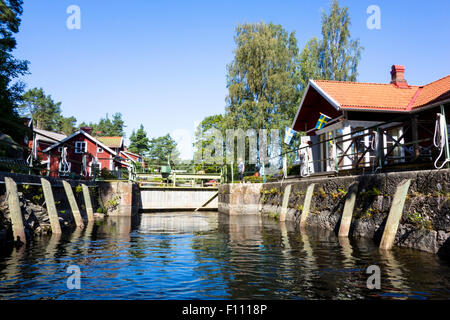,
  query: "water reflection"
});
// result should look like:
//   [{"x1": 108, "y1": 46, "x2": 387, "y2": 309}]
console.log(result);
[{"x1": 0, "y1": 211, "x2": 448, "y2": 300}]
